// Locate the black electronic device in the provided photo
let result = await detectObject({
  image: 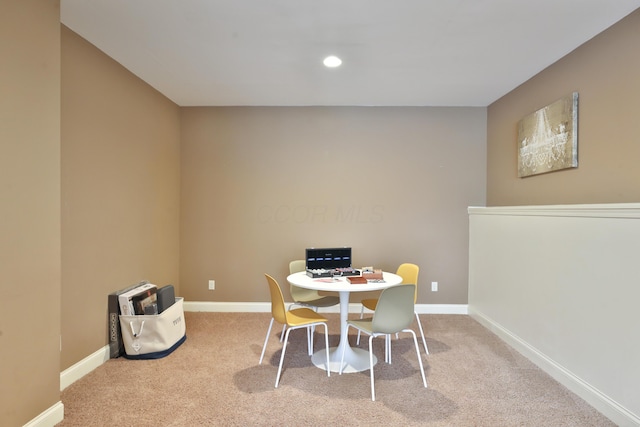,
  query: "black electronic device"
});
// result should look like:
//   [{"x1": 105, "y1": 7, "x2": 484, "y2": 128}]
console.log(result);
[
  {"x1": 305, "y1": 247, "x2": 360, "y2": 277},
  {"x1": 305, "y1": 247, "x2": 352, "y2": 270}
]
